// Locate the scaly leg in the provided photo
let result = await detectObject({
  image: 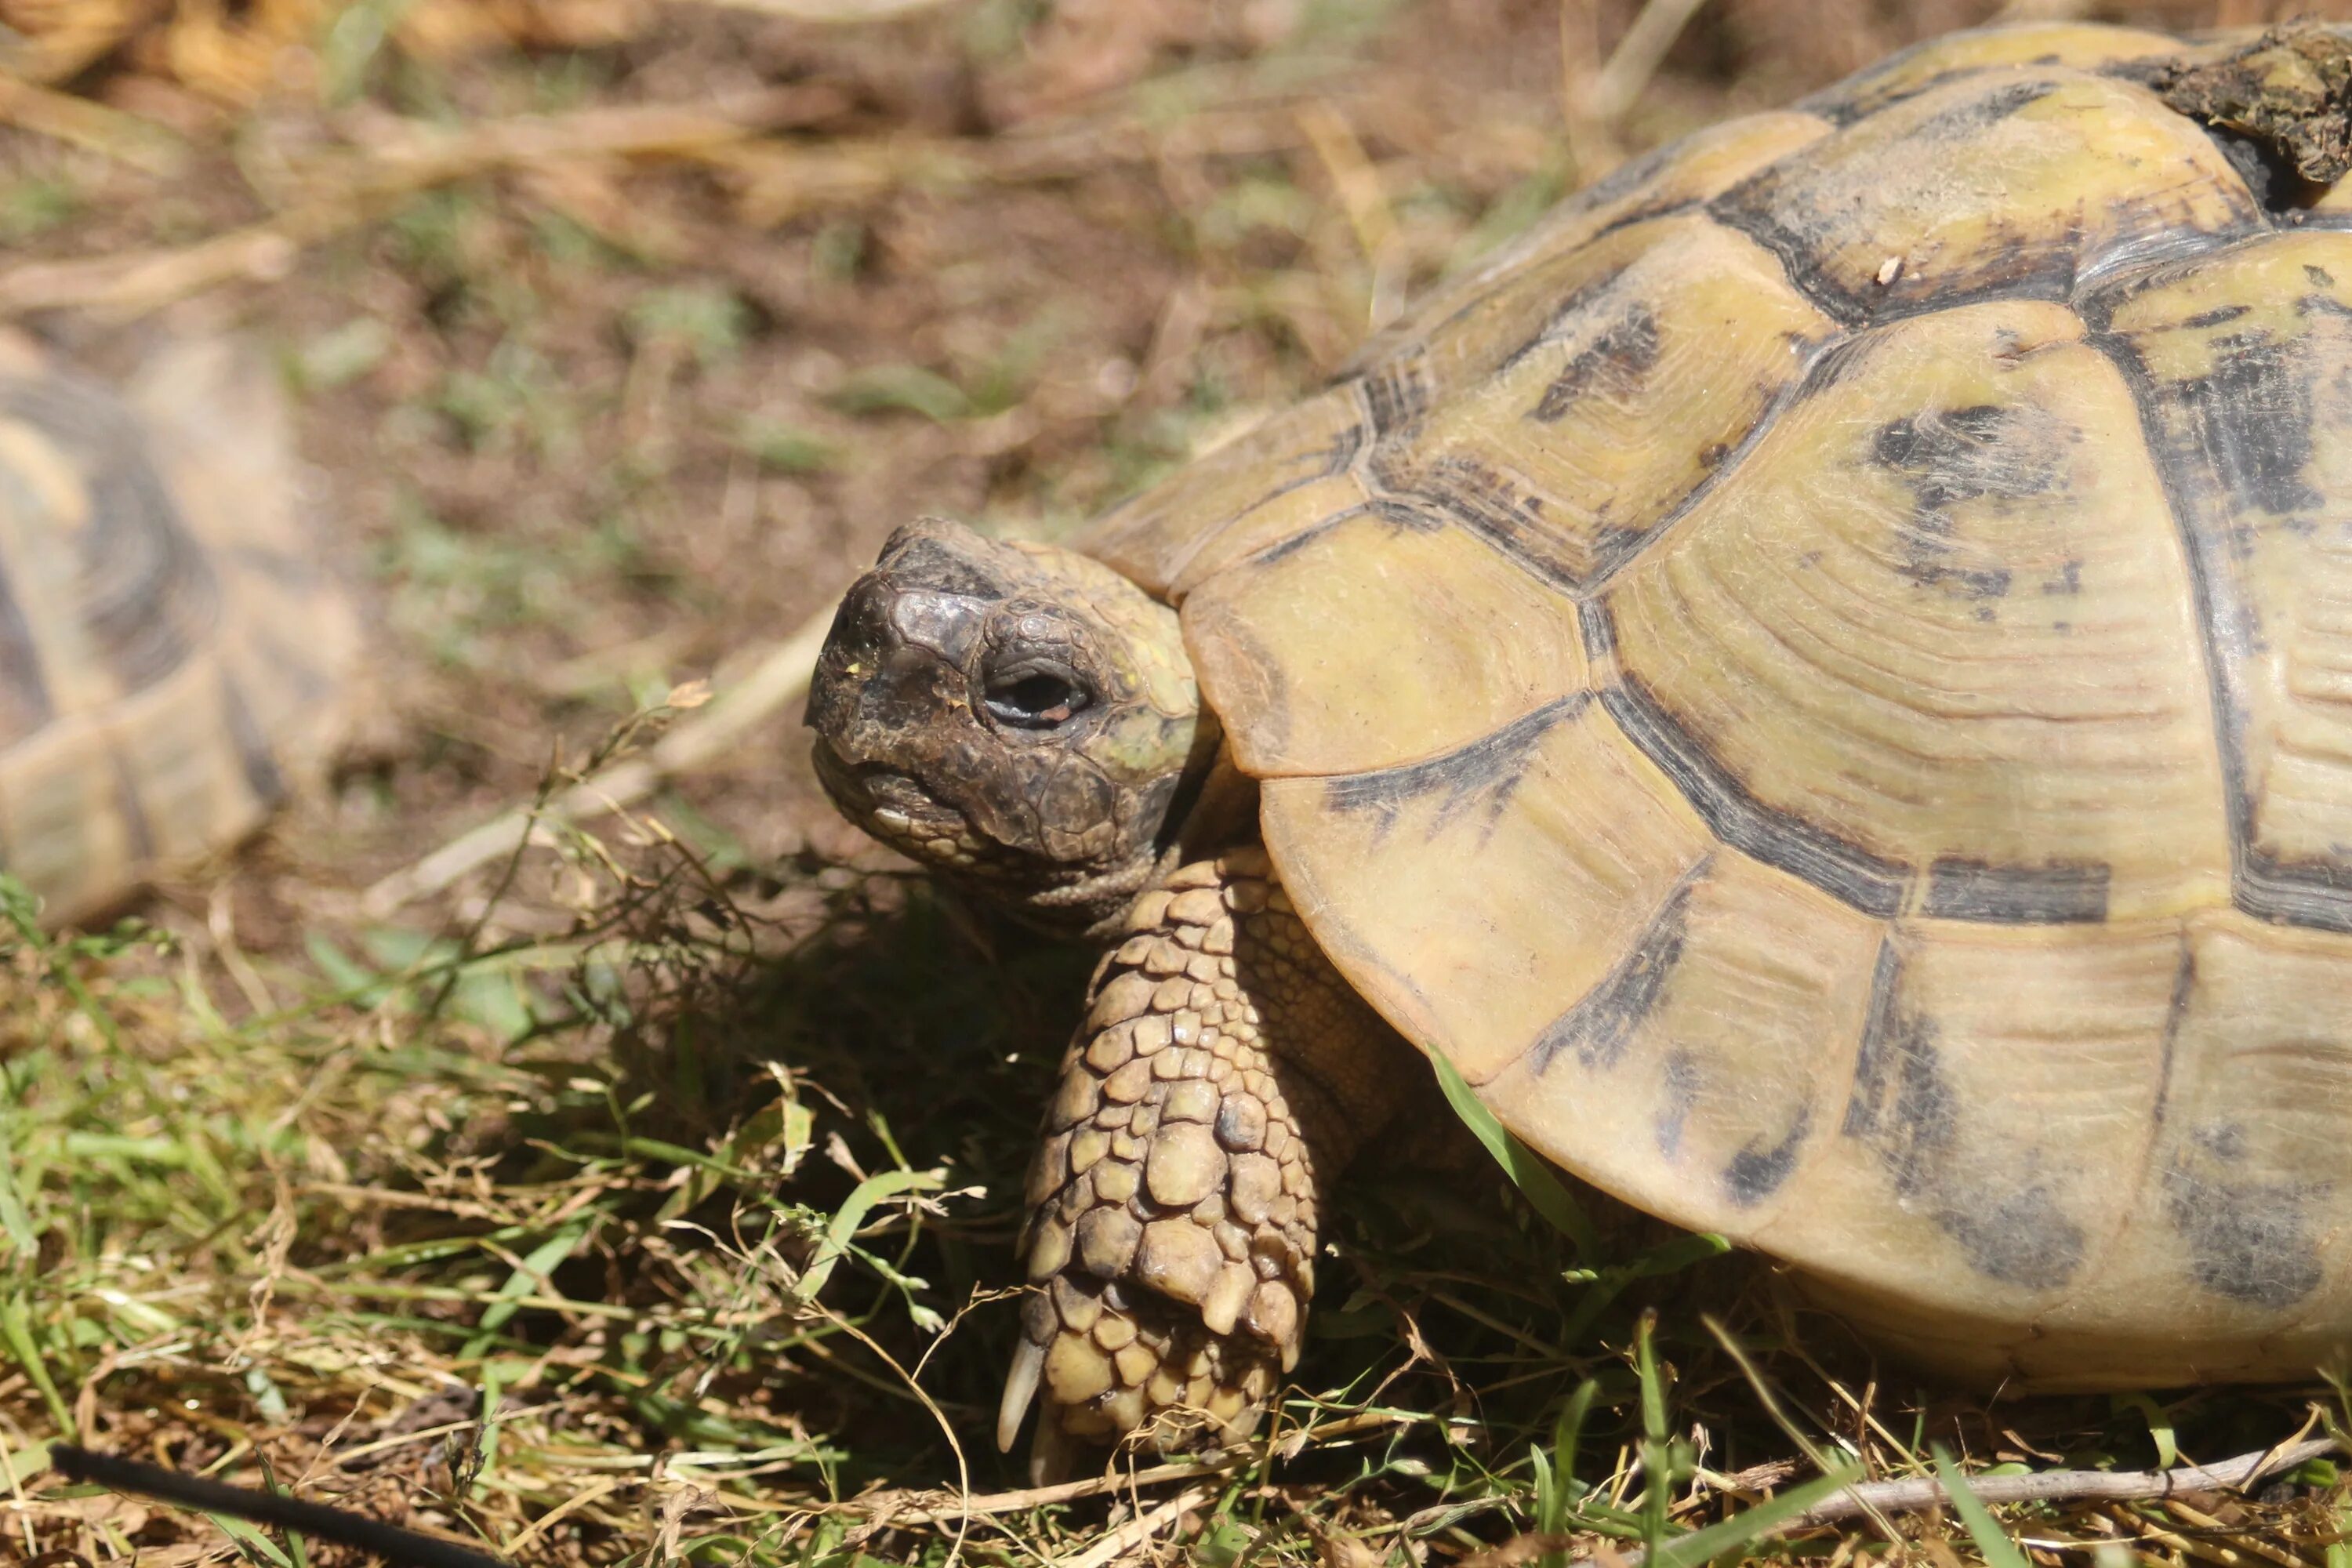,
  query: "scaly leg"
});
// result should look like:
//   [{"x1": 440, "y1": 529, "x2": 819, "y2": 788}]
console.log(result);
[{"x1": 998, "y1": 846, "x2": 1416, "y2": 1461}]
